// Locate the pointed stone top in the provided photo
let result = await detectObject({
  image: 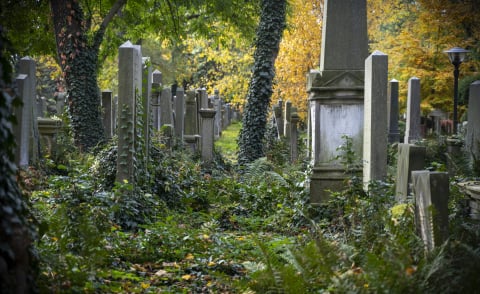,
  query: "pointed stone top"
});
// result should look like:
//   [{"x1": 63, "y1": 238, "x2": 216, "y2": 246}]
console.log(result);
[
  {"x1": 371, "y1": 50, "x2": 386, "y2": 56},
  {"x1": 320, "y1": 0, "x2": 368, "y2": 71},
  {"x1": 20, "y1": 56, "x2": 33, "y2": 61},
  {"x1": 472, "y1": 80, "x2": 480, "y2": 85},
  {"x1": 409, "y1": 76, "x2": 420, "y2": 80},
  {"x1": 390, "y1": 79, "x2": 399, "y2": 82},
  {"x1": 152, "y1": 70, "x2": 162, "y2": 84},
  {"x1": 120, "y1": 40, "x2": 133, "y2": 47}
]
